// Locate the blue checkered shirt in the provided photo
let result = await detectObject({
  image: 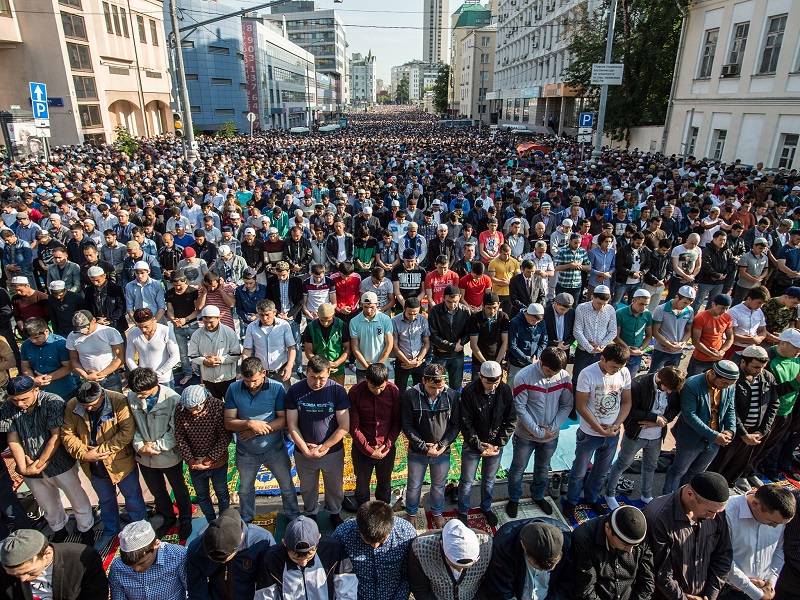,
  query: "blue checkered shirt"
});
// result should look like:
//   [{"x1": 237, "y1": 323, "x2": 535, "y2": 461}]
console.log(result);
[
  {"x1": 109, "y1": 541, "x2": 187, "y2": 600},
  {"x1": 554, "y1": 247, "x2": 589, "y2": 288}
]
